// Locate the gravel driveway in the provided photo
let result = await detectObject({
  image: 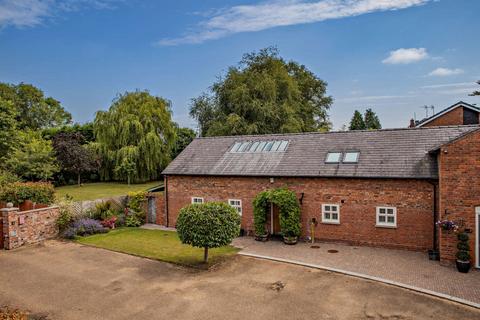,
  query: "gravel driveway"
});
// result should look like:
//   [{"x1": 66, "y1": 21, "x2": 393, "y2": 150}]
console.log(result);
[{"x1": 0, "y1": 241, "x2": 478, "y2": 320}]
